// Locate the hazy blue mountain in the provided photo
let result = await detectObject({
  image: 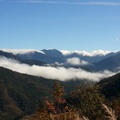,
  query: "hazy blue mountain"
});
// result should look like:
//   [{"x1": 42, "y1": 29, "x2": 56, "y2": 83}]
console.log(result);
[
  {"x1": 15, "y1": 50, "x2": 64, "y2": 64},
  {"x1": 63, "y1": 51, "x2": 120, "y2": 63},
  {"x1": 0, "y1": 50, "x2": 19, "y2": 60},
  {"x1": 0, "y1": 50, "x2": 46, "y2": 66},
  {"x1": 16, "y1": 49, "x2": 120, "y2": 65},
  {"x1": 1, "y1": 49, "x2": 119, "y2": 64},
  {"x1": 41, "y1": 49, "x2": 120, "y2": 64},
  {"x1": 91, "y1": 52, "x2": 120, "y2": 71},
  {"x1": 0, "y1": 49, "x2": 120, "y2": 71},
  {"x1": 42, "y1": 49, "x2": 64, "y2": 58}
]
